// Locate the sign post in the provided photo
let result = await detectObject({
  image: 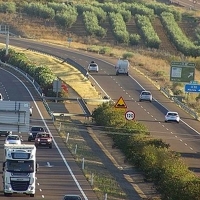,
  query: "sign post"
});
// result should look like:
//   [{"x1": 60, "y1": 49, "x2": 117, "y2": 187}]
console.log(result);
[
  {"x1": 67, "y1": 38, "x2": 72, "y2": 47},
  {"x1": 170, "y1": 62, "x2": 195, "y2": 82},
  {"x1": 53, "y1": 80, "x2": 62, "y2": 102}
]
